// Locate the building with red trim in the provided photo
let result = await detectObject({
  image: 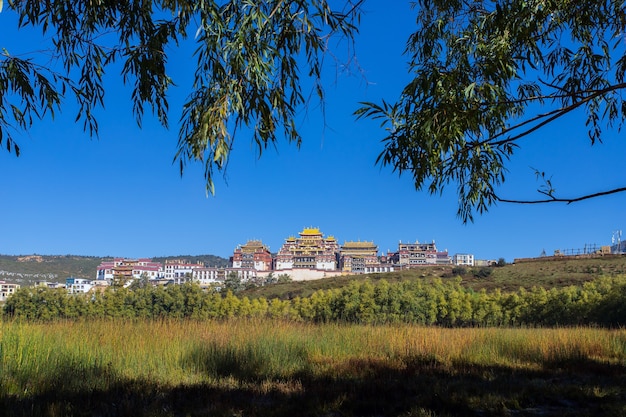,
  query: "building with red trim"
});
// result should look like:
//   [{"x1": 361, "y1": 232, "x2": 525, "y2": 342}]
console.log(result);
[{"x1": 231, "y1": 240, "x2": 272, "y2": 271}]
